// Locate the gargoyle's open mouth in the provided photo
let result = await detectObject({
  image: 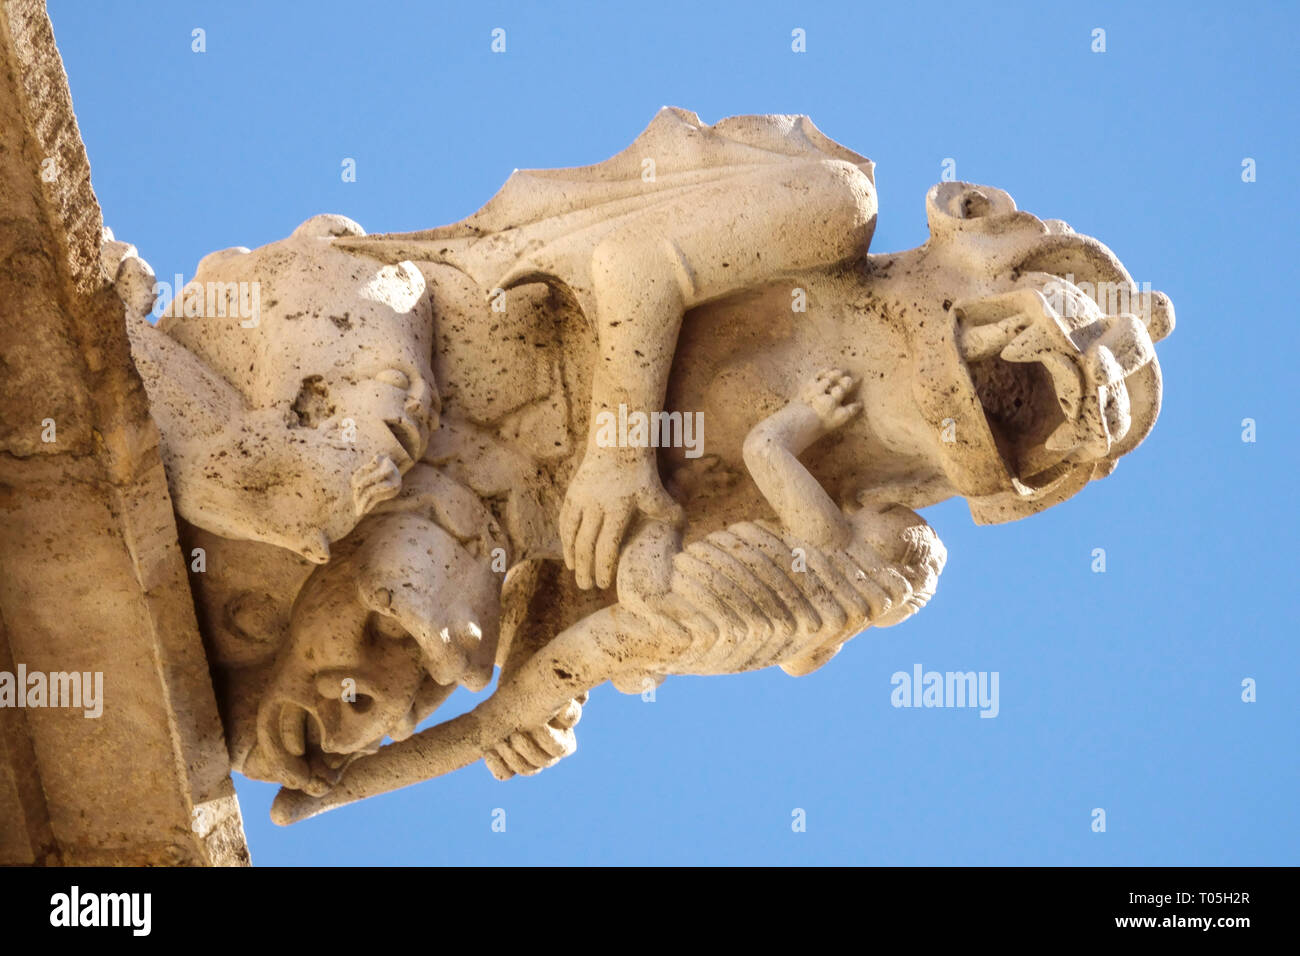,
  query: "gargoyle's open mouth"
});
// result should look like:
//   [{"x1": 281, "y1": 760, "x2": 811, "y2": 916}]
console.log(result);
[
  {"x1": 966, "y1": 352, "x2": 1071, "y2": 492},
  {"x1": 953, "y1": 232, "x2": 1169, "y2": 496}
]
